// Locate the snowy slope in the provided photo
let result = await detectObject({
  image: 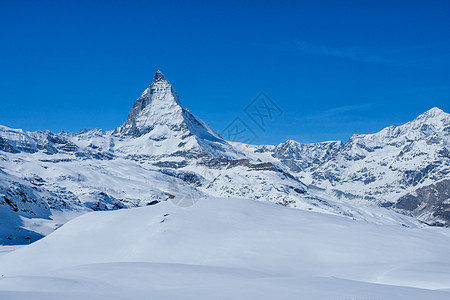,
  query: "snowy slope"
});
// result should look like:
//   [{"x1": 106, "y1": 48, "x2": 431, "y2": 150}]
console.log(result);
[{"x1": 0, "y1": 197, "x2": 449, "y2": 299}]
